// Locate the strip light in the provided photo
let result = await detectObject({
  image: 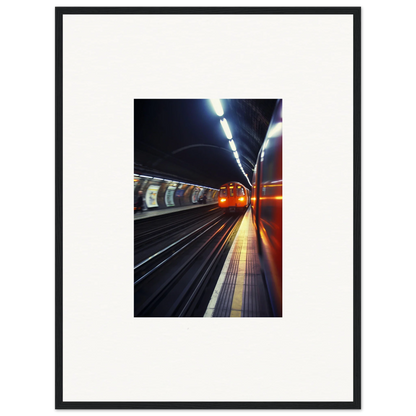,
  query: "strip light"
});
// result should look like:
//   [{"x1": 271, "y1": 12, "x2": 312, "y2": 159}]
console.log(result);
[
  {"x1": 210, "y1": 99, "x2": 224, "y2": 117},
  {"x1": 209, "y1": 99, "x2": 252, "y2": 188},
  {"x1": 220, "y1": 118, "x2": 233, "y2": 139}
]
